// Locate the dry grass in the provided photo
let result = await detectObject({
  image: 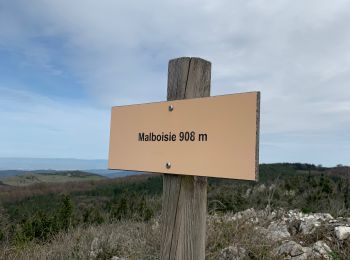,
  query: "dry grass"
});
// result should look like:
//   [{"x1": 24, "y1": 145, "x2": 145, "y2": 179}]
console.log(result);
[
  {"x1": 1, "y1": 214, "x2": 282, "y2": 260},
  {"x1": 1, "y1": 220, "x2": 161, "y2": 260}
]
